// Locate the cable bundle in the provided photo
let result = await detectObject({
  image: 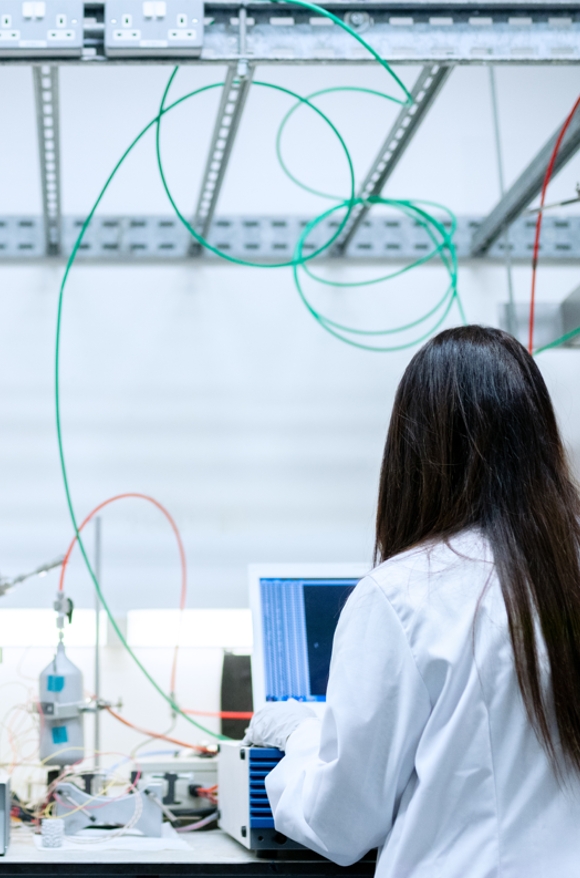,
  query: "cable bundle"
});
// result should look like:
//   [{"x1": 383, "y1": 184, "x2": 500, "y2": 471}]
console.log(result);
[{"x1": 54, "y1": 0, "x2": 465, "y2": 740}]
